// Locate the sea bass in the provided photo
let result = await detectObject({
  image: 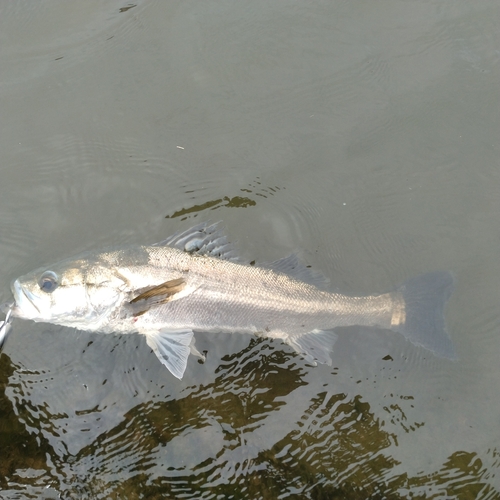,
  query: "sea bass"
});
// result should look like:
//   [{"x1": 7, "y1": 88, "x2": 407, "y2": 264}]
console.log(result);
[{"x1": 9, "y1": 222, "x2": 455, "y2": 378}]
